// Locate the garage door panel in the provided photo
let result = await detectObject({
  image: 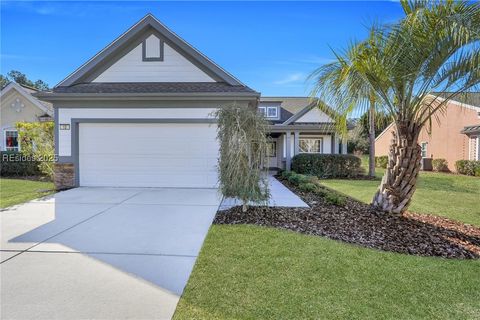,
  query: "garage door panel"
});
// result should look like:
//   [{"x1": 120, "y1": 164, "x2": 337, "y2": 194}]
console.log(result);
[{"x1": 79, "y1": 123, "x2": 219, "y2": 188}]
